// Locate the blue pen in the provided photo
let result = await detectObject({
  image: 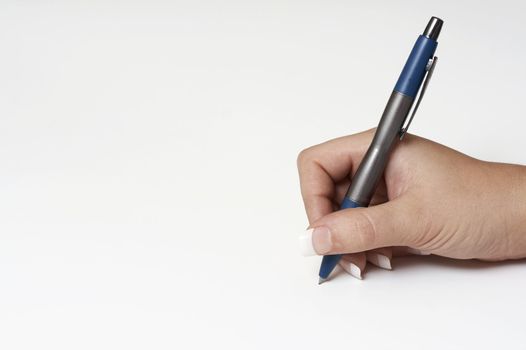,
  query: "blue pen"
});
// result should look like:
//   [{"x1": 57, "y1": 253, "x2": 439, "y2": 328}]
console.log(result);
[{"x1": 318, "y1": 16, "x2": 443, "y2": 284}]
